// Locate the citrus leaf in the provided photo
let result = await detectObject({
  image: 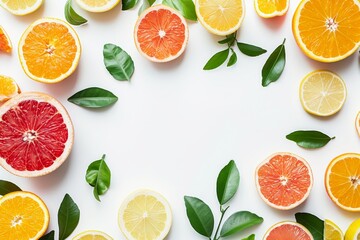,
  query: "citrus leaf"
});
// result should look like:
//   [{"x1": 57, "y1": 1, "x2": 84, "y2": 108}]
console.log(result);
[
  {"x1": 286, "y1": 130, "x2": 335, "y2": 149},
  {"x1": 217, "y1": 160, "x2": 240, "y2": 205},
  {"x1": 103, "y1": 43, "x2": 134, "y2": 81},
  {"x1": 184, "y1": 196, "x2": 214, "y2": 237},
  {"x1": 64, "y1": 0, "x2": 88, "y2": 26},
  {"x1": 220, "y1": 211, "x2": 263, "y2": 237},
  {"x1": 162, "y1": 0, "x2": 197, "y2": 21},
  {"x1": 138, "y1": 0, "x2": 155, "y2": 15},
  {"x1": 237, "y1": 42, "x2": 267, "y2": 57},
  {"x1": 39, "y1": 230, "x2": 55, "y2": 240},
  {"x1": 122, "y1": 0, "x2": 138, "y2": 10},
  {"x1": 242, "y1": 234, "x2": 255, "y2": 240},
  {"x1": 86, "y1": 154, "x2": 111, "y2": 202},
  {"x1": 58, "y1": 194, "x2": 80, "y2": 240},
  {"x1": 218, "y1": 33, "x2": 236, "y2": 44},
  {"x1": 227, "y1": 49, "x2": 237, "y2": 67},
  {"x1": 295, "y1": 212, "x2": 324, "y2": 240},
  {"x1": 0, "y1": 180, "x2": 21, "y2": 196},
  {"x1": 203, "y1": 48, "x2": 230, "y2": 70},
  {"x1": 68, "y1": 87, "x2": 118, "y2": 108},
  {"x1": 262, "y1": 38, "x2": 286, "y2": 87}
]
